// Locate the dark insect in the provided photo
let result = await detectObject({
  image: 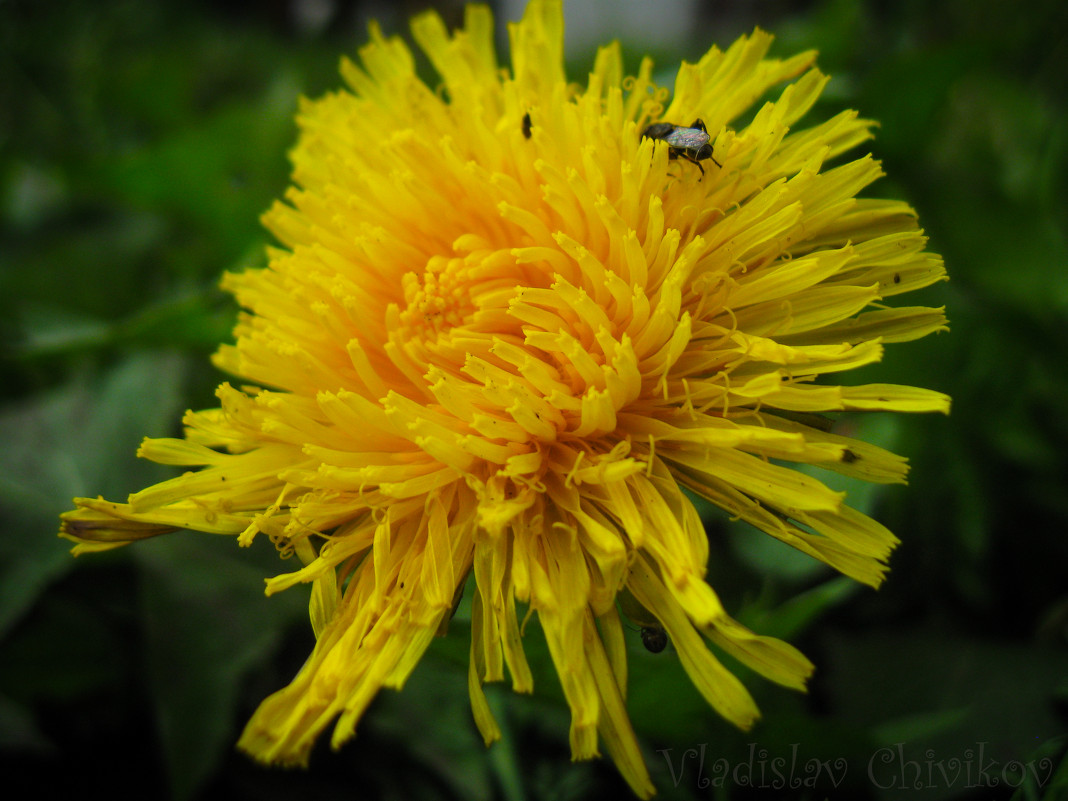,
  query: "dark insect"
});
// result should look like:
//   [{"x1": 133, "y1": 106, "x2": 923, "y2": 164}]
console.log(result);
[
  {"x1": 521, "y1": 112, "x2": 532, "y2": 139},
  {"x1": 640, "y1": 625, "x2": 669, "y2": 654},
  {"x1": 642, "y1": 118, "x2": 721, "y2": 175}
]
